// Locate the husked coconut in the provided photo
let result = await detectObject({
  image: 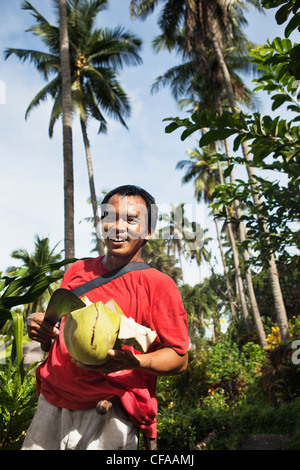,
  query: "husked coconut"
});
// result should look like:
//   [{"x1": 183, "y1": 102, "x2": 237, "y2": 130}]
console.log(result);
[
  {"x1": 64, "y1": 298, "x2": 157, "y2": 365},
  {"x1": 64, "y1": 301, "x2": 120, "y2": 365}
]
